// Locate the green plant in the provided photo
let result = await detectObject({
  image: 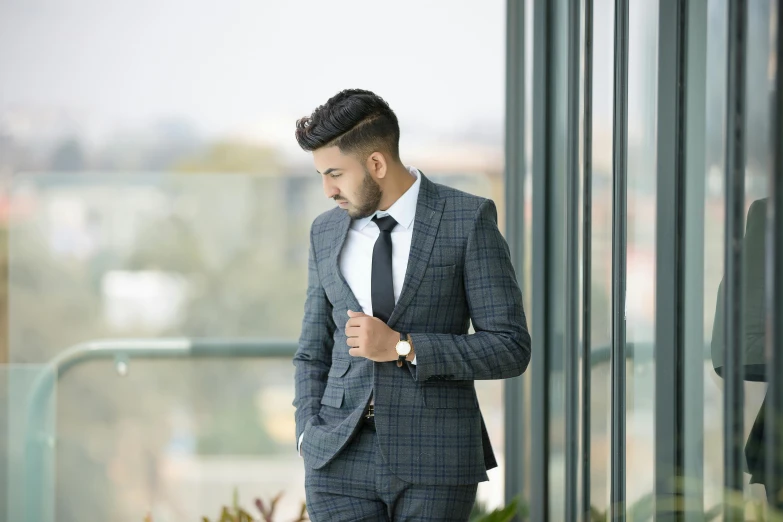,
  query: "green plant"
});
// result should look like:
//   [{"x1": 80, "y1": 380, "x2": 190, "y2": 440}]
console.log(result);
[
  {"x1": 253, "y1": 491, "x2": 308, "y2": 522},
  {"x1": 590, "y1": 505, "x2": 607, "y2": 522},
  {"x1": 470, "y1": 494, "x2": 526, "y2": 522},
  {"x1": 590, "y1": 492, "x2": 783, "y2": 522},
  {"x1": 145, "y1": 488, "x2": 308, "y2": 522}
]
